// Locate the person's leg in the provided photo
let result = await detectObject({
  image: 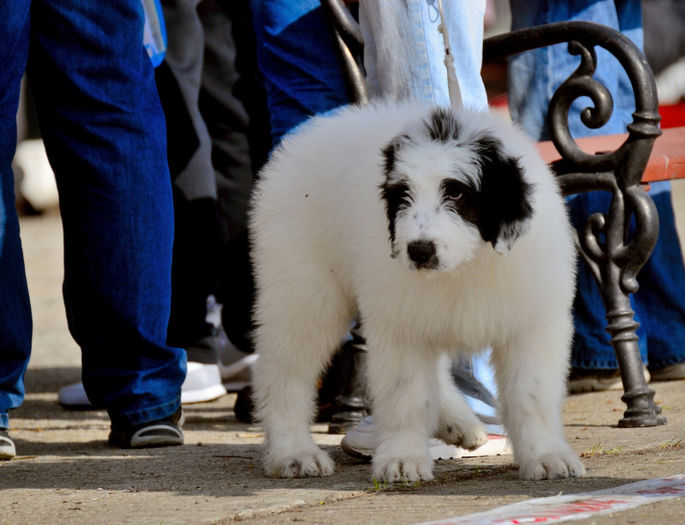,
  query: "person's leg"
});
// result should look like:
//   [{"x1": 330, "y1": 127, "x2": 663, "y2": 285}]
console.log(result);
[
  {"x1": 360, "y1": 0, "x2": 487, "y2": 110},
  {"x1": 248, "y1": 0, "x2": 349, "y2": 146},
  {"x1": 634, "y1": 182, "x2": 685, "y2": 376},
  {"x1": 58, "y1": 0, "x2": 229, "y2": 407},
  {"x1": 363, "y1": 0, "x2": 498, "y2": 430},
  {"x1": 198, "y1": 0, "x2": 267, "y2": 355},
  {"x1": 158, "y1": 0, "x2": 224, "y2": 360},
  {"x1": 509, "y1": 0, "x2": 636, "y2": 141},
  {"x1": 509, "y1": 0, "x2": 685, "y2": 386},
  {"x1": 27, "y1": 0, "x2": 185, "y2": 431},
  {"x1": 508, "y1": 0, "x2": 642, "y2": 382},
  {"x1": 0, "y1": 1, "x2": 32, "y2": 452}
]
